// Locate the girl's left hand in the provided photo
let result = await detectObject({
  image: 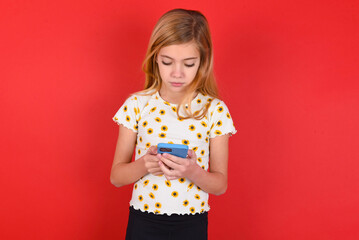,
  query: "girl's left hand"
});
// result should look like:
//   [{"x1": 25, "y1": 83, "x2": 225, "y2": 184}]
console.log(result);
[{"x1": 158, "y1": 149, "x2": 199, "y2": 180}]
